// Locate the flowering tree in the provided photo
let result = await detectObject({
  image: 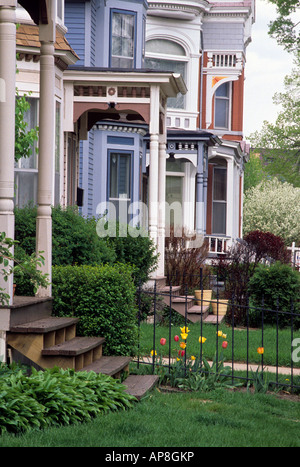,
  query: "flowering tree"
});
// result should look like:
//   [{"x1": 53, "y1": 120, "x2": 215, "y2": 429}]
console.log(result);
[{"x1": 243, "y1": 178, "x2": 300, "y2": 245}]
